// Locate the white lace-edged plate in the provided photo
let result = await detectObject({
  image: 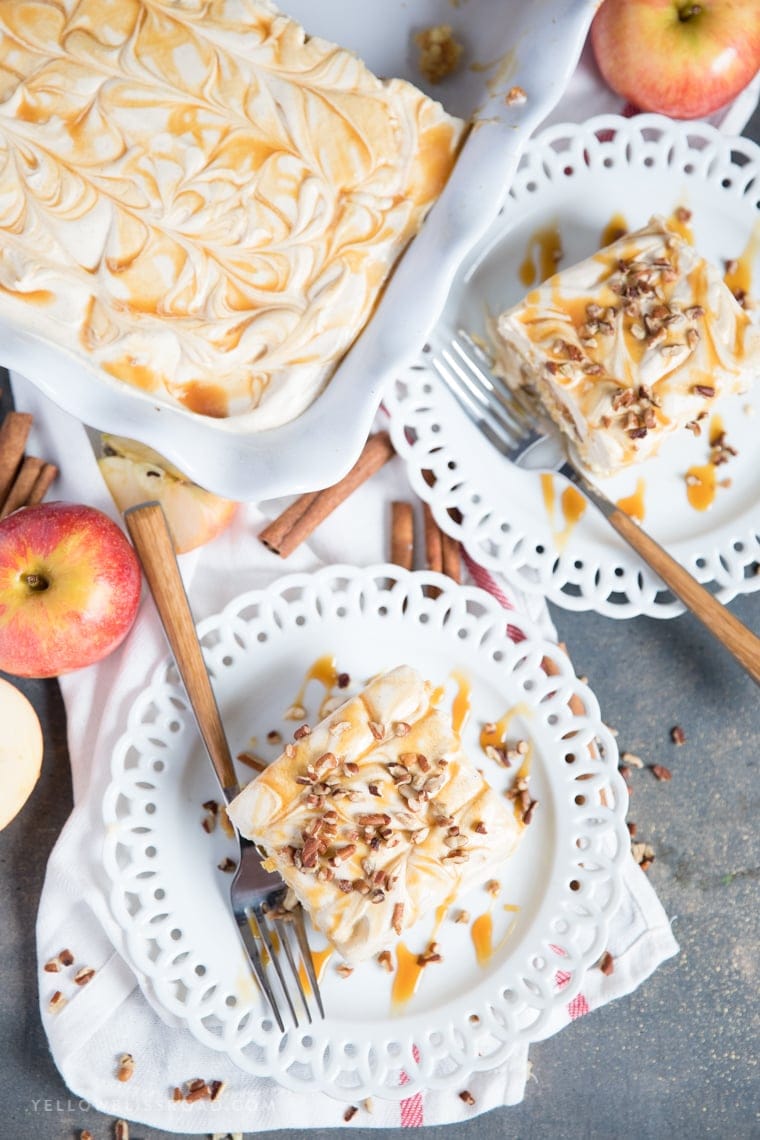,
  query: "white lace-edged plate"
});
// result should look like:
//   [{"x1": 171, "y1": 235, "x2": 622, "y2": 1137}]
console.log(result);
[
  {"x1": 102, "y1": 566, "x2": 628, "y2": 1098},
  {"x1": 385, "y1": 115, "x2": 760, "y2": 618}
]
